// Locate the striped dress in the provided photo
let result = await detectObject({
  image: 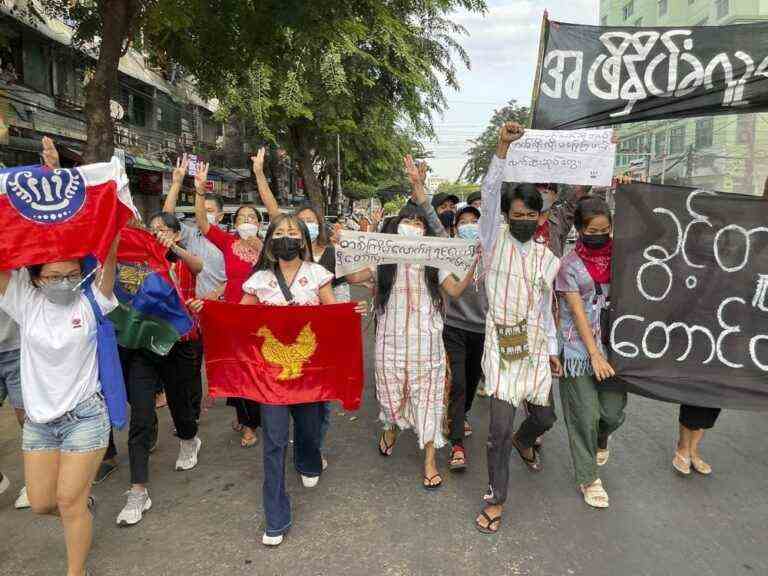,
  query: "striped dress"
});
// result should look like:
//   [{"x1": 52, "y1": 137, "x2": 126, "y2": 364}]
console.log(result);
[
  {"x1": 375, "y1": 264, "x2": 448, "y2": 450},
  {"x1": 483, "y1": 226, "x2": 560, "y2": 407}
]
